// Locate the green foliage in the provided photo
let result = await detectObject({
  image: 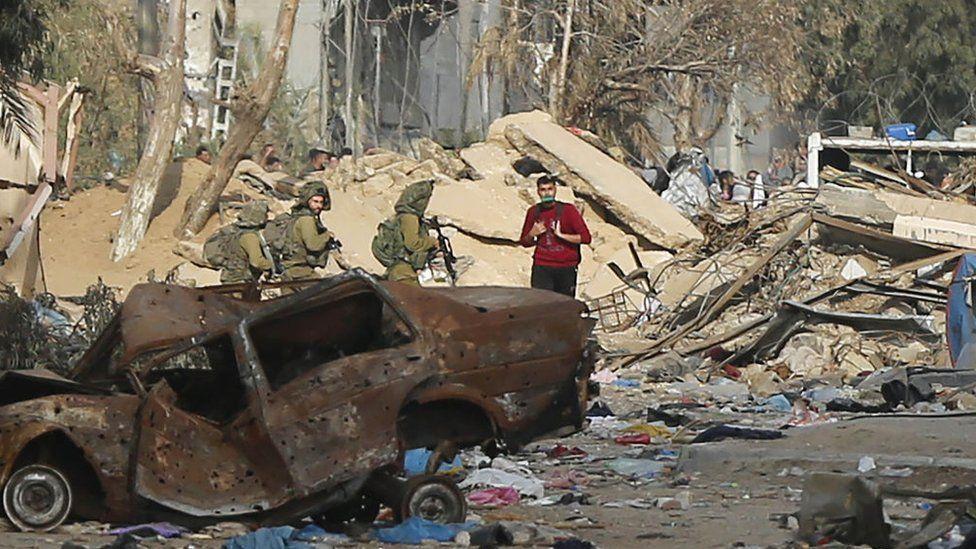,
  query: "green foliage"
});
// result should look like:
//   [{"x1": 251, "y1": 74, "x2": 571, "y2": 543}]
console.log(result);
[
  {"x1": 816, "y1": 0, "x2": 976, "y2": 134},
  {"x1": 41, "y1": 0, "x2": 141, "y2": 177},
  {"x1": 0, "y1": 280, "x2": 120, "y2": 374},
  {"x1": 0, "y1": 0, "x2": 65, "y2": 144}
]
